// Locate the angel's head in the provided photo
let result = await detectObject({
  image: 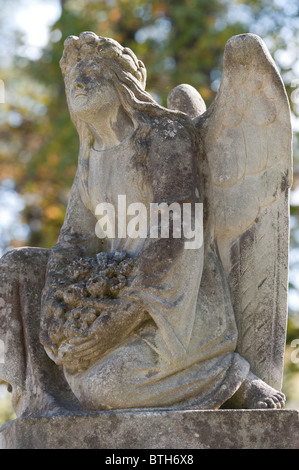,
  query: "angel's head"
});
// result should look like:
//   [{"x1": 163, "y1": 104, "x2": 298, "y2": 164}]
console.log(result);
[
  {"x1": 60, "y1": 33, "x2": 191, "y2": 139},
  {"x1": 59, "y1": 33, "x2": 195, "y2": 209},
  {"x1": 59, "y1": 32, "x2": 156, "y2": 136},
  {"x1": 60, "y1": 31, "x2": 147, "y2": 90}
]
